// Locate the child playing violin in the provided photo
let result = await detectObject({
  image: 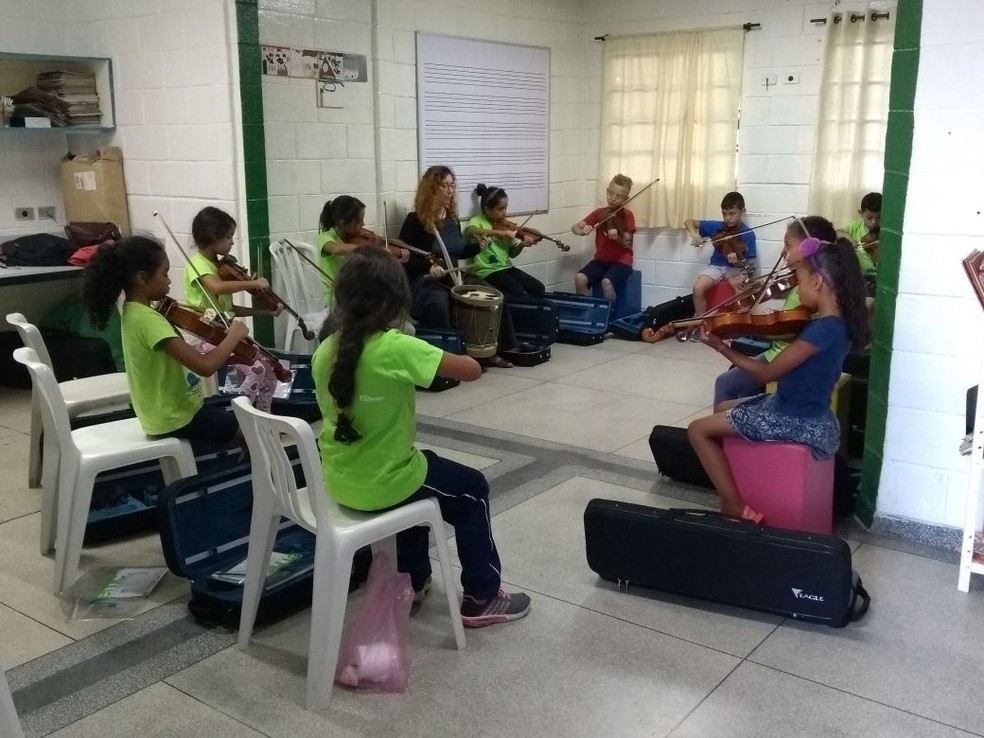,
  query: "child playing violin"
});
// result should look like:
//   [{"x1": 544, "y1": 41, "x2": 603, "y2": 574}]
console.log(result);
[
  {"x1": 319, "y1": 196, "x2": 409, "y2": 306},
  {"x1": 314, "y1": 247, "x2": 531, "y2": 626},
  {"x1": 688, "y1": 237, "x2": 869, "y2": 522},
  {"x1": 571, "y1": 174, "x2": 635, "y2": 303},
  {"x1": 839, "y1": 191, "x2": 881, "y2": 276},
  {"x1": 463, "y1": 183, "x2": 546, "y2": 299},
  {"x1": 82, "y1": 236, "x2": 248, "y2": 448},
  {"x1": 184, "y1": 206, "x2": 283, "y2": 412},
  {"x1": 712, "y1": 216, "x2": 837, "y2": 409},
  {"x1": 684, "y1": 191, "x2": 757, "y2": 320}
]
